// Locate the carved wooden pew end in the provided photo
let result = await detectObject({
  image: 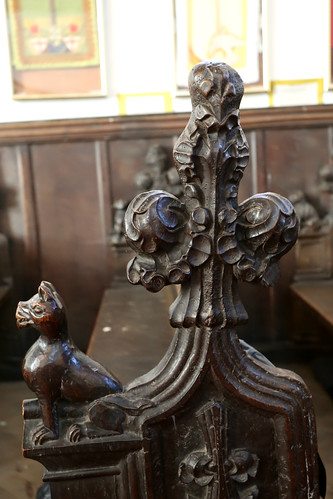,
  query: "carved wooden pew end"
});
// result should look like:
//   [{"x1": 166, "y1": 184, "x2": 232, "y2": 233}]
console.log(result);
[{"x1": 18, "y1": 62, "x2": 322, "y2": 498}]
